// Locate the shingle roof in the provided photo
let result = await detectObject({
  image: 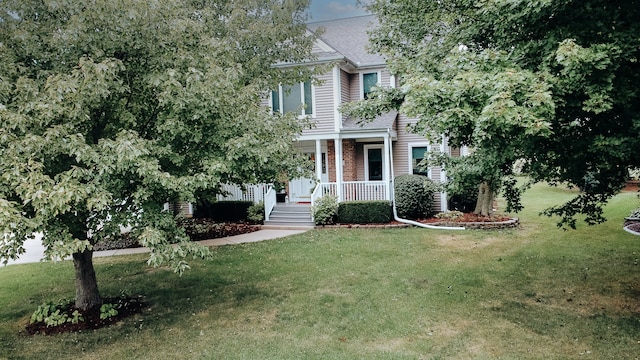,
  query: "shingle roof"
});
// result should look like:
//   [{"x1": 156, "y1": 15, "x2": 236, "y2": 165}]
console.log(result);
[
  {"x1": 342, "y1": 111, "x2": 398, "y2": 131},
  {"x1": 307, "y1": 15, "x2": 384, "y2": 67}
]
